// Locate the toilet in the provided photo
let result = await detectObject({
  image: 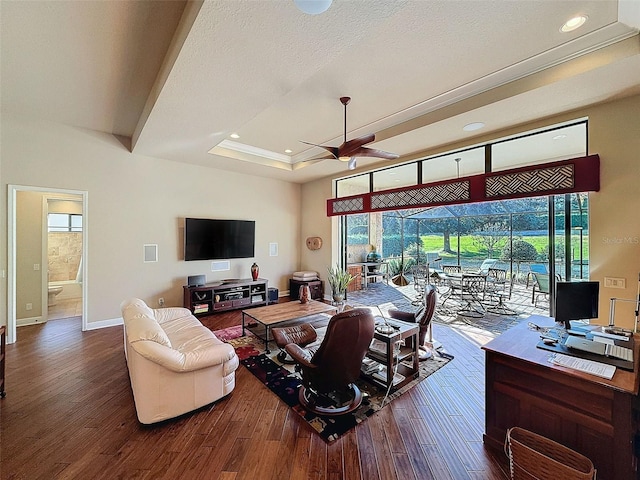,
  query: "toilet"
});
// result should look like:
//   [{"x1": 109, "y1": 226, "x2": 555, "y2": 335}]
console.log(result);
[{"x1": 48, "y1": 285, "x2": 63, "y2": 306}]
